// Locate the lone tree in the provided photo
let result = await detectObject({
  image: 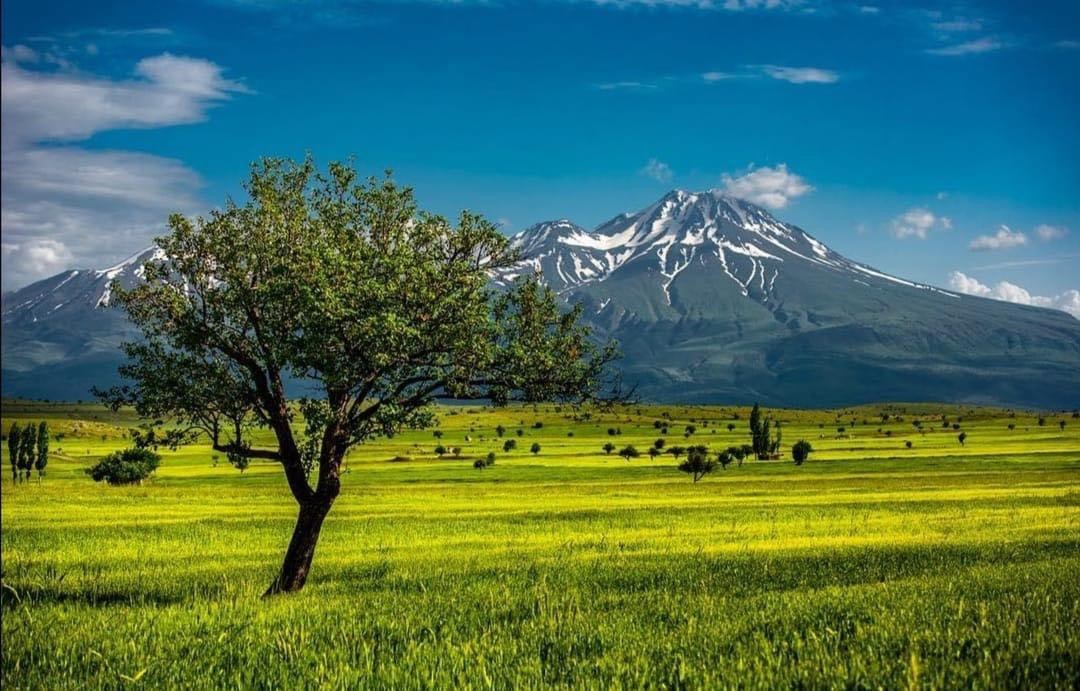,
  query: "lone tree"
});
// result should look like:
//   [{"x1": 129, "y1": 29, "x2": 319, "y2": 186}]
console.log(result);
[
  {"x1": 619, "y1": 445, "x2": 640, "y2": 461},
  {"x1": 957, "y1": 431, "x2": 967, "y2": 446},
  {"x1": 530, "y1": 442, "x2": 541, "y2": 455},
  {"x1": 96, "y1": 157, "x2": 618, "y2": 595},
  {"x1": 35, "y1": 421, "x2": 49, "y2": 480},
  {"x1": 603, "y1": 442, "x2": 616, "y2": 455}
]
